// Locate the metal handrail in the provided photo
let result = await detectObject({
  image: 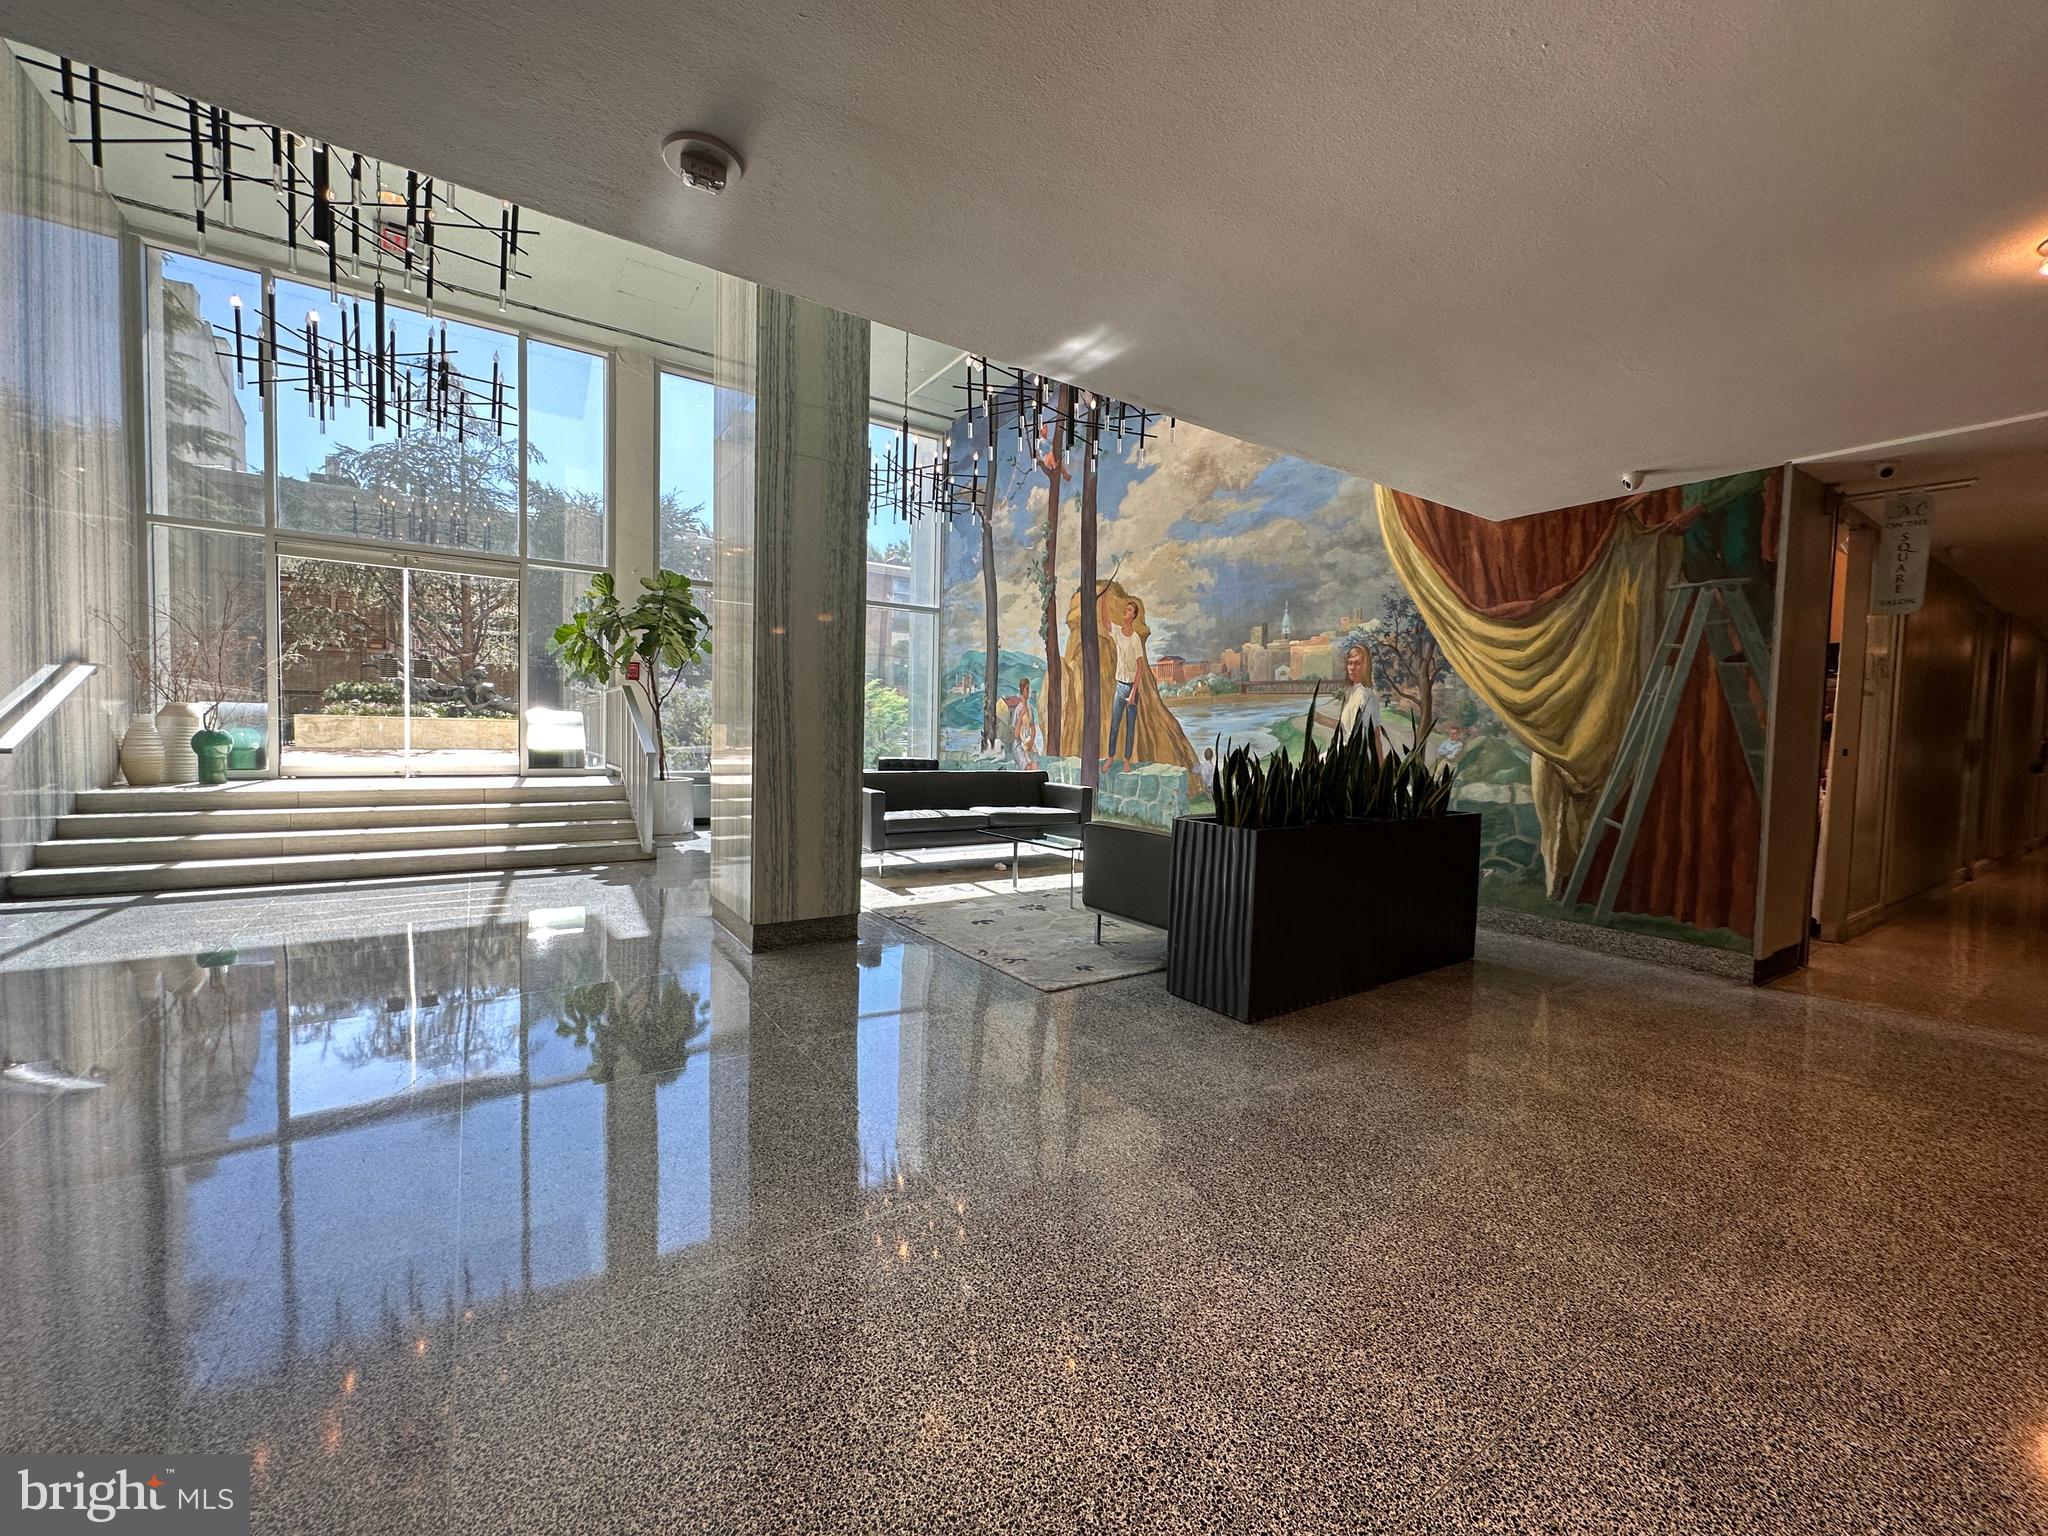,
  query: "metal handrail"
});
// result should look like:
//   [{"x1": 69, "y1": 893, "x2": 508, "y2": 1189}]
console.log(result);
[
  {"x1": 0, "y1": 662, "x2": 98, "y2": 754},
  {"x1": 604, "y1": 684, "x2": 658, "y2": 854}
]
